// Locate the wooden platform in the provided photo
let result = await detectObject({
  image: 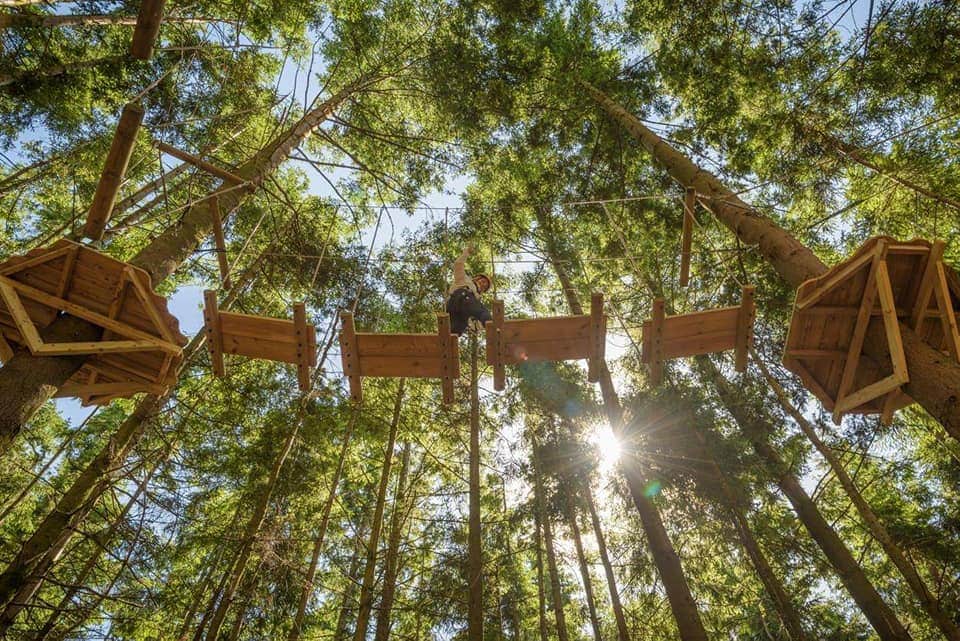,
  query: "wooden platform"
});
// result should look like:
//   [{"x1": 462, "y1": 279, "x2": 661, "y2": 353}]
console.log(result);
[
  {"x1": 204, "y1": 292, "x2": 317, "y2": 392},
  {"x1": 783, "y1": 236, "x2": 960, "y2": 424},
  {"x1": 339, "y1": 313, "x2": 459, "y2": 404},
  {"x1": 641, "y1": 286, "x2": 755, "y2": 386},
  {"x1": 485, "y1": 293, "x2": 607, "y2": 391},
  {"x1": 0, "y1": 240, "x2": 187, "y2": 405}
]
